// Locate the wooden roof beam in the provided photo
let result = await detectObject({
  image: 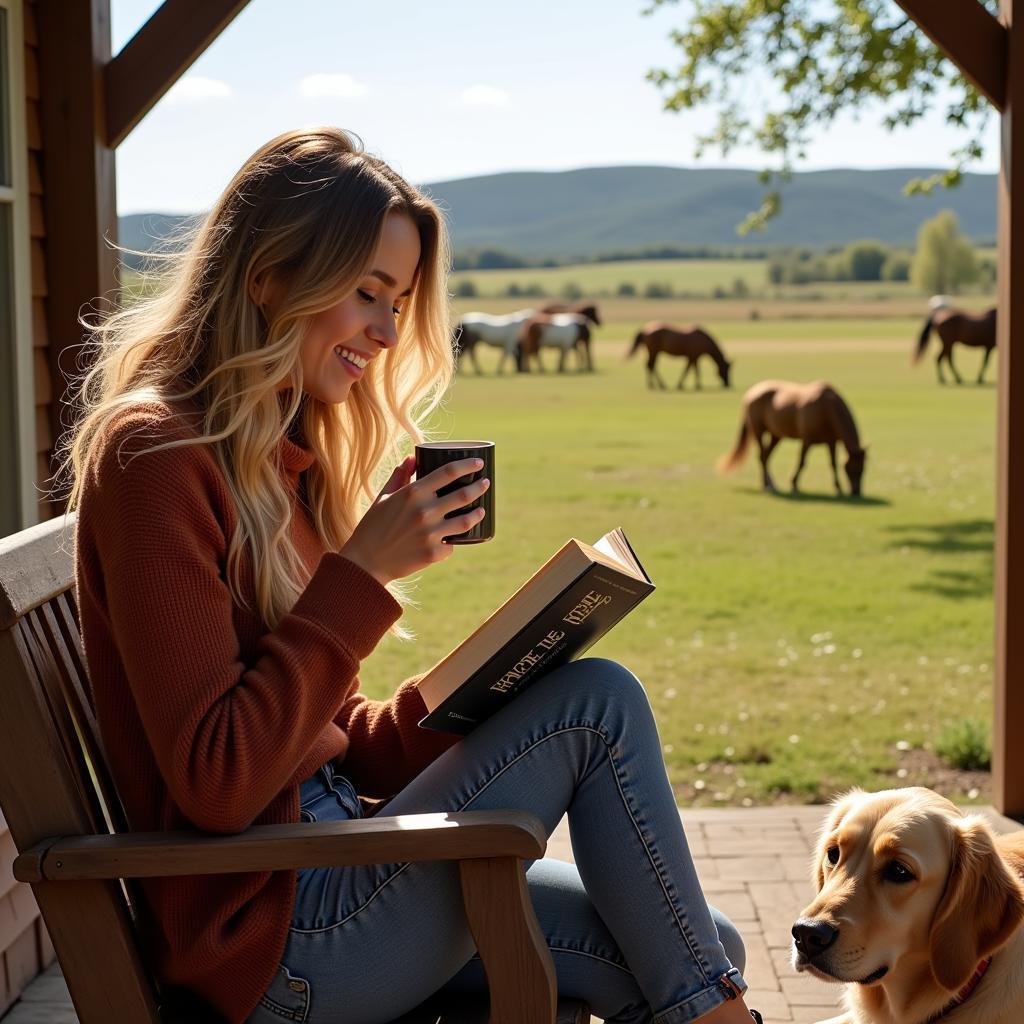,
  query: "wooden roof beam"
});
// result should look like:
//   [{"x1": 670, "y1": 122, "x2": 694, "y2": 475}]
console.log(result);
[
  {"x1": 894, "y1": 0, "x2": 1007, "y2": 111},
  {"x1": 104, "y1": 0, "x2": 252, "y2": 148}
]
